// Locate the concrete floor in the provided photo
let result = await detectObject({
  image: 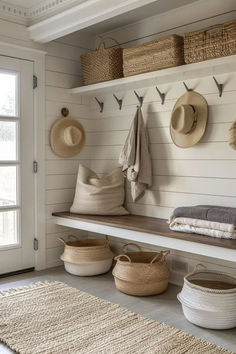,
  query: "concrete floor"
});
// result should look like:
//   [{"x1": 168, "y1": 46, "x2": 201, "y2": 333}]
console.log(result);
[{"x1": 0, "y1": 266, "x2": 235, "y2": 353}]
